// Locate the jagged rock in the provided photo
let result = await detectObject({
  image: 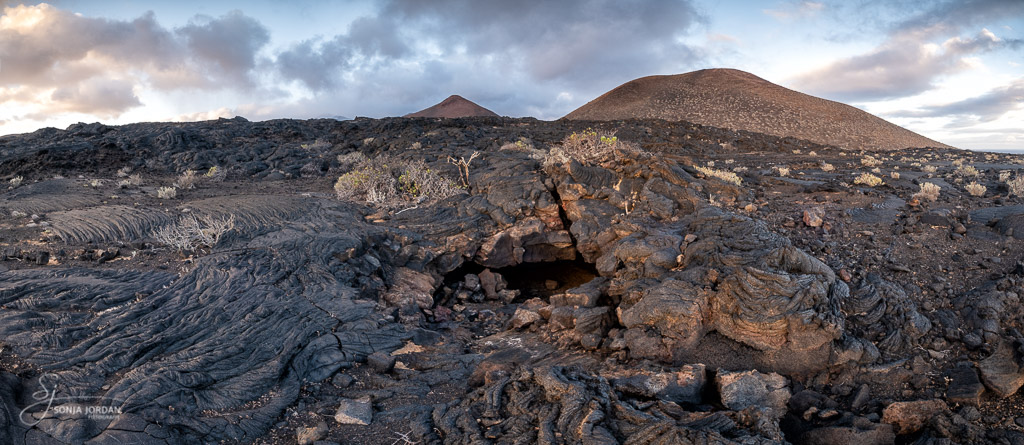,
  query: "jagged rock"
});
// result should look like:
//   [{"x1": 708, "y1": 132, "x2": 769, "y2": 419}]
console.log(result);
[
  {"x1": 332, "y1": 374, "x2": 354, "y2": 388},
  {"x1": 510, "y1": 307, "x2": 542, "y2": 330},
  {"x1": 384, "y1": 268, "x2": 438, "y2": 310},
  {"x1": 881, "y1": 399, "x2": 947, "y2": 434},
  {"x1": 716, "y1": 369, "x2": 791, "y2": 418},
  {"x1": 610, "y1": 364, "x2": 706, "y2": 404},
  {"x1": 435, "y1": 365, "x2": 784, "y2": 444},
  {"x1": 296, "y1": 422, "x2": 328, "y2": 445},
  {"x1": 978, "y1": 341, "x2": 1024, "y2": 398},
  {"x1": 474, "y1": 218, "x2": 575, "y2": 267},
  {"x1": 947, "y1": 364, "x2": 985, "y2": 406},
  {"x1": 477, "y1": 269, "x2": 506, "y2": 300},
  {"x1": 335, "y1": 397, "x2": 373, "y2": 425},
  {"x1": 367, "y1": 351, "x2": 396, "y2": 373},
  {"x1": 550, "y1": 277, "x2": 608, "y2": 307},
  {"x1": 803, "y1": 207, "x2": 825, "y2": 227}
]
